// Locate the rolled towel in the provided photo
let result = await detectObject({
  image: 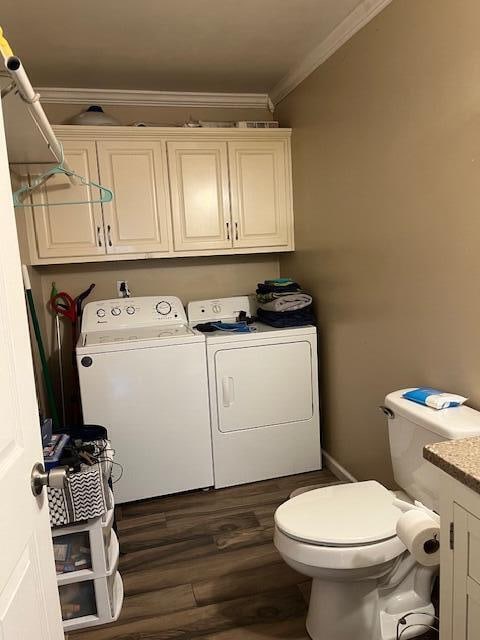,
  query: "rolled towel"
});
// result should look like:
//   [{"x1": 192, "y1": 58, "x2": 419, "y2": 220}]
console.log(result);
[{"x1": 258, "y1": 293, "x2": 313, "y2": 313}]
